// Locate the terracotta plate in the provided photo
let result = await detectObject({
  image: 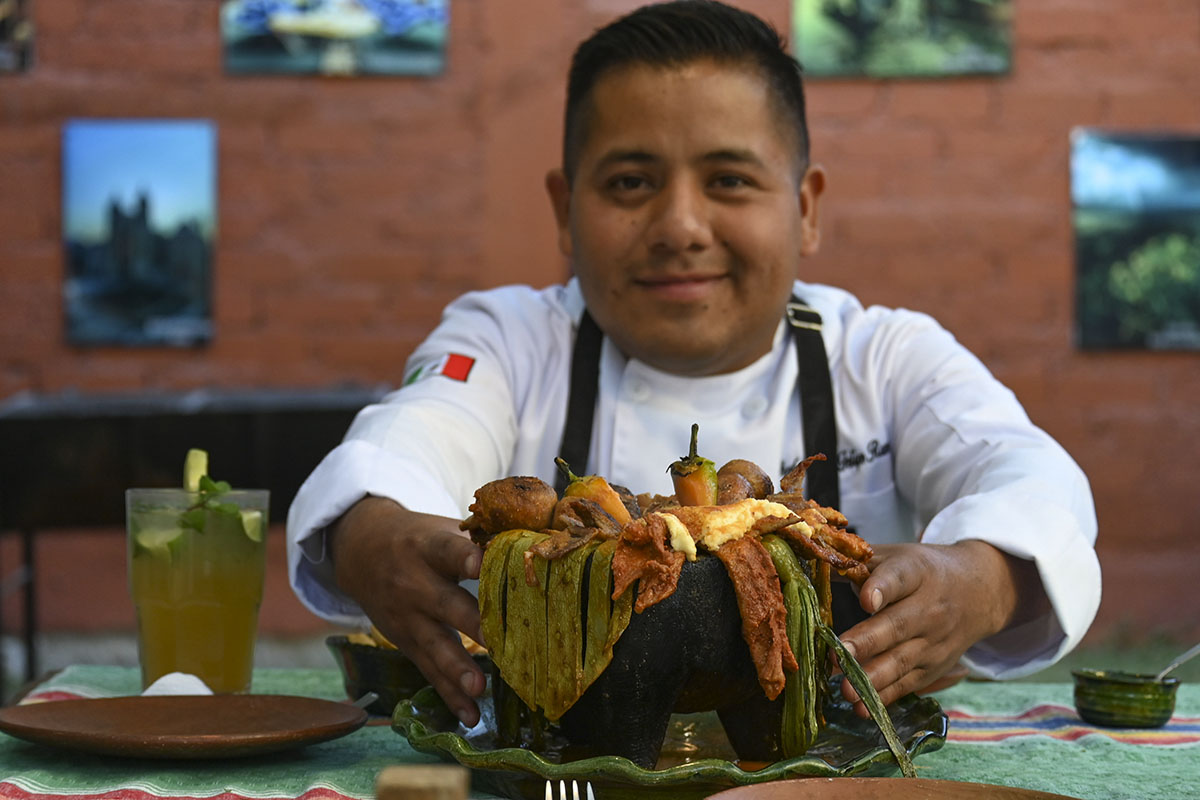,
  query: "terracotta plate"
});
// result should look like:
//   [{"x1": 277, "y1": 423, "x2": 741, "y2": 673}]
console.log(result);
[
  {"x1": 0, "y1": 695, "x2": 368, "y2": 759},
  {"x1": 708, "y1": 777, "x2": 1084, "y2": 799}
]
